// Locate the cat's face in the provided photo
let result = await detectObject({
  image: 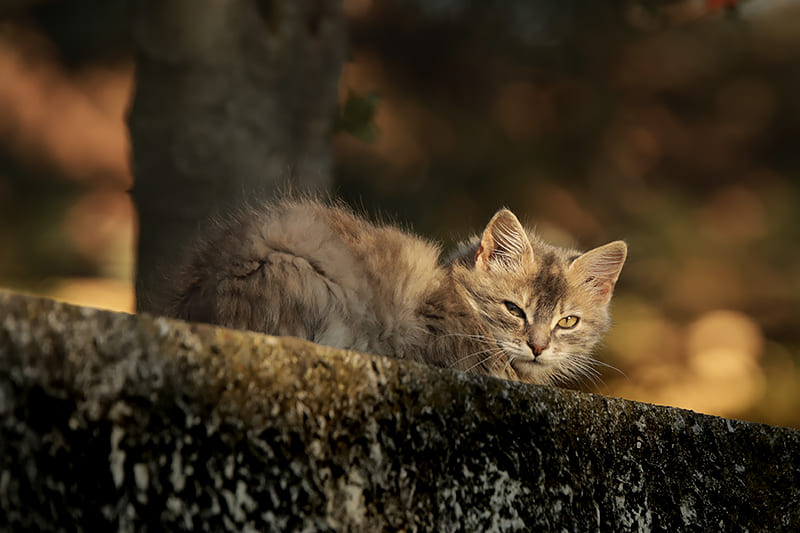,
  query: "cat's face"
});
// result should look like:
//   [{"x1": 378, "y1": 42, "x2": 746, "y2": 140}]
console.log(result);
[{"x1": 460, "y1": 209, "x2": 626, "y2": 385}]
